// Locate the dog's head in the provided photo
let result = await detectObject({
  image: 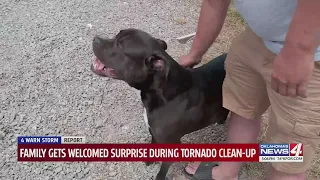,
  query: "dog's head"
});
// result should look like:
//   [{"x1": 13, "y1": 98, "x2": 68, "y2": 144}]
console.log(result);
[{"x1": 91, "y1": 28, "x2": 168, "y2": 88}]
